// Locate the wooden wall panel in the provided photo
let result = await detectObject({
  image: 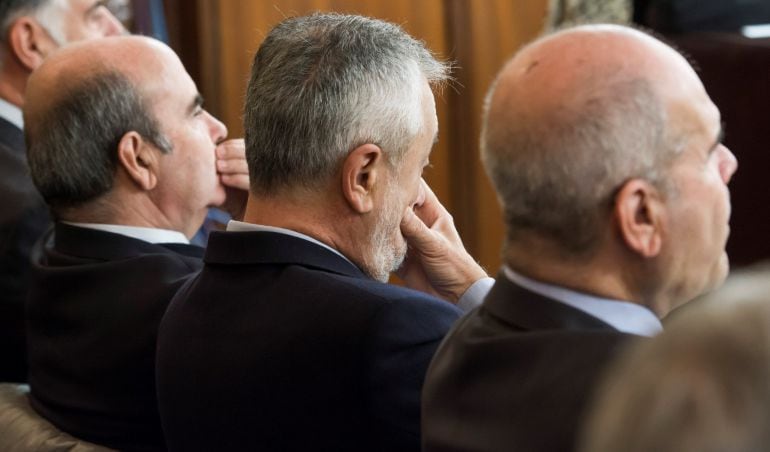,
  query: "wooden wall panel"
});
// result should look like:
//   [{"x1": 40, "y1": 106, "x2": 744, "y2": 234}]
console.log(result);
[
  {"x1": 444, "y1": 0, "x2": 548, "y2": 274},
  {"x1": 183, "y1": 0, "x2": 548, "y2": 274}
]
